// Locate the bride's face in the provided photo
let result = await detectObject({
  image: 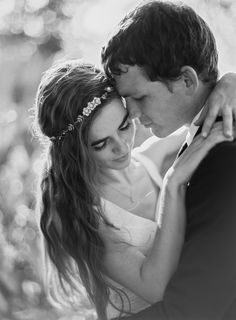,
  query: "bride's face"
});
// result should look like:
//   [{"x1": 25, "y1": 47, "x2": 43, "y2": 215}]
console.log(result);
[{"x1": 88, "y1": 98, "x2": 135, "y2": 170}]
